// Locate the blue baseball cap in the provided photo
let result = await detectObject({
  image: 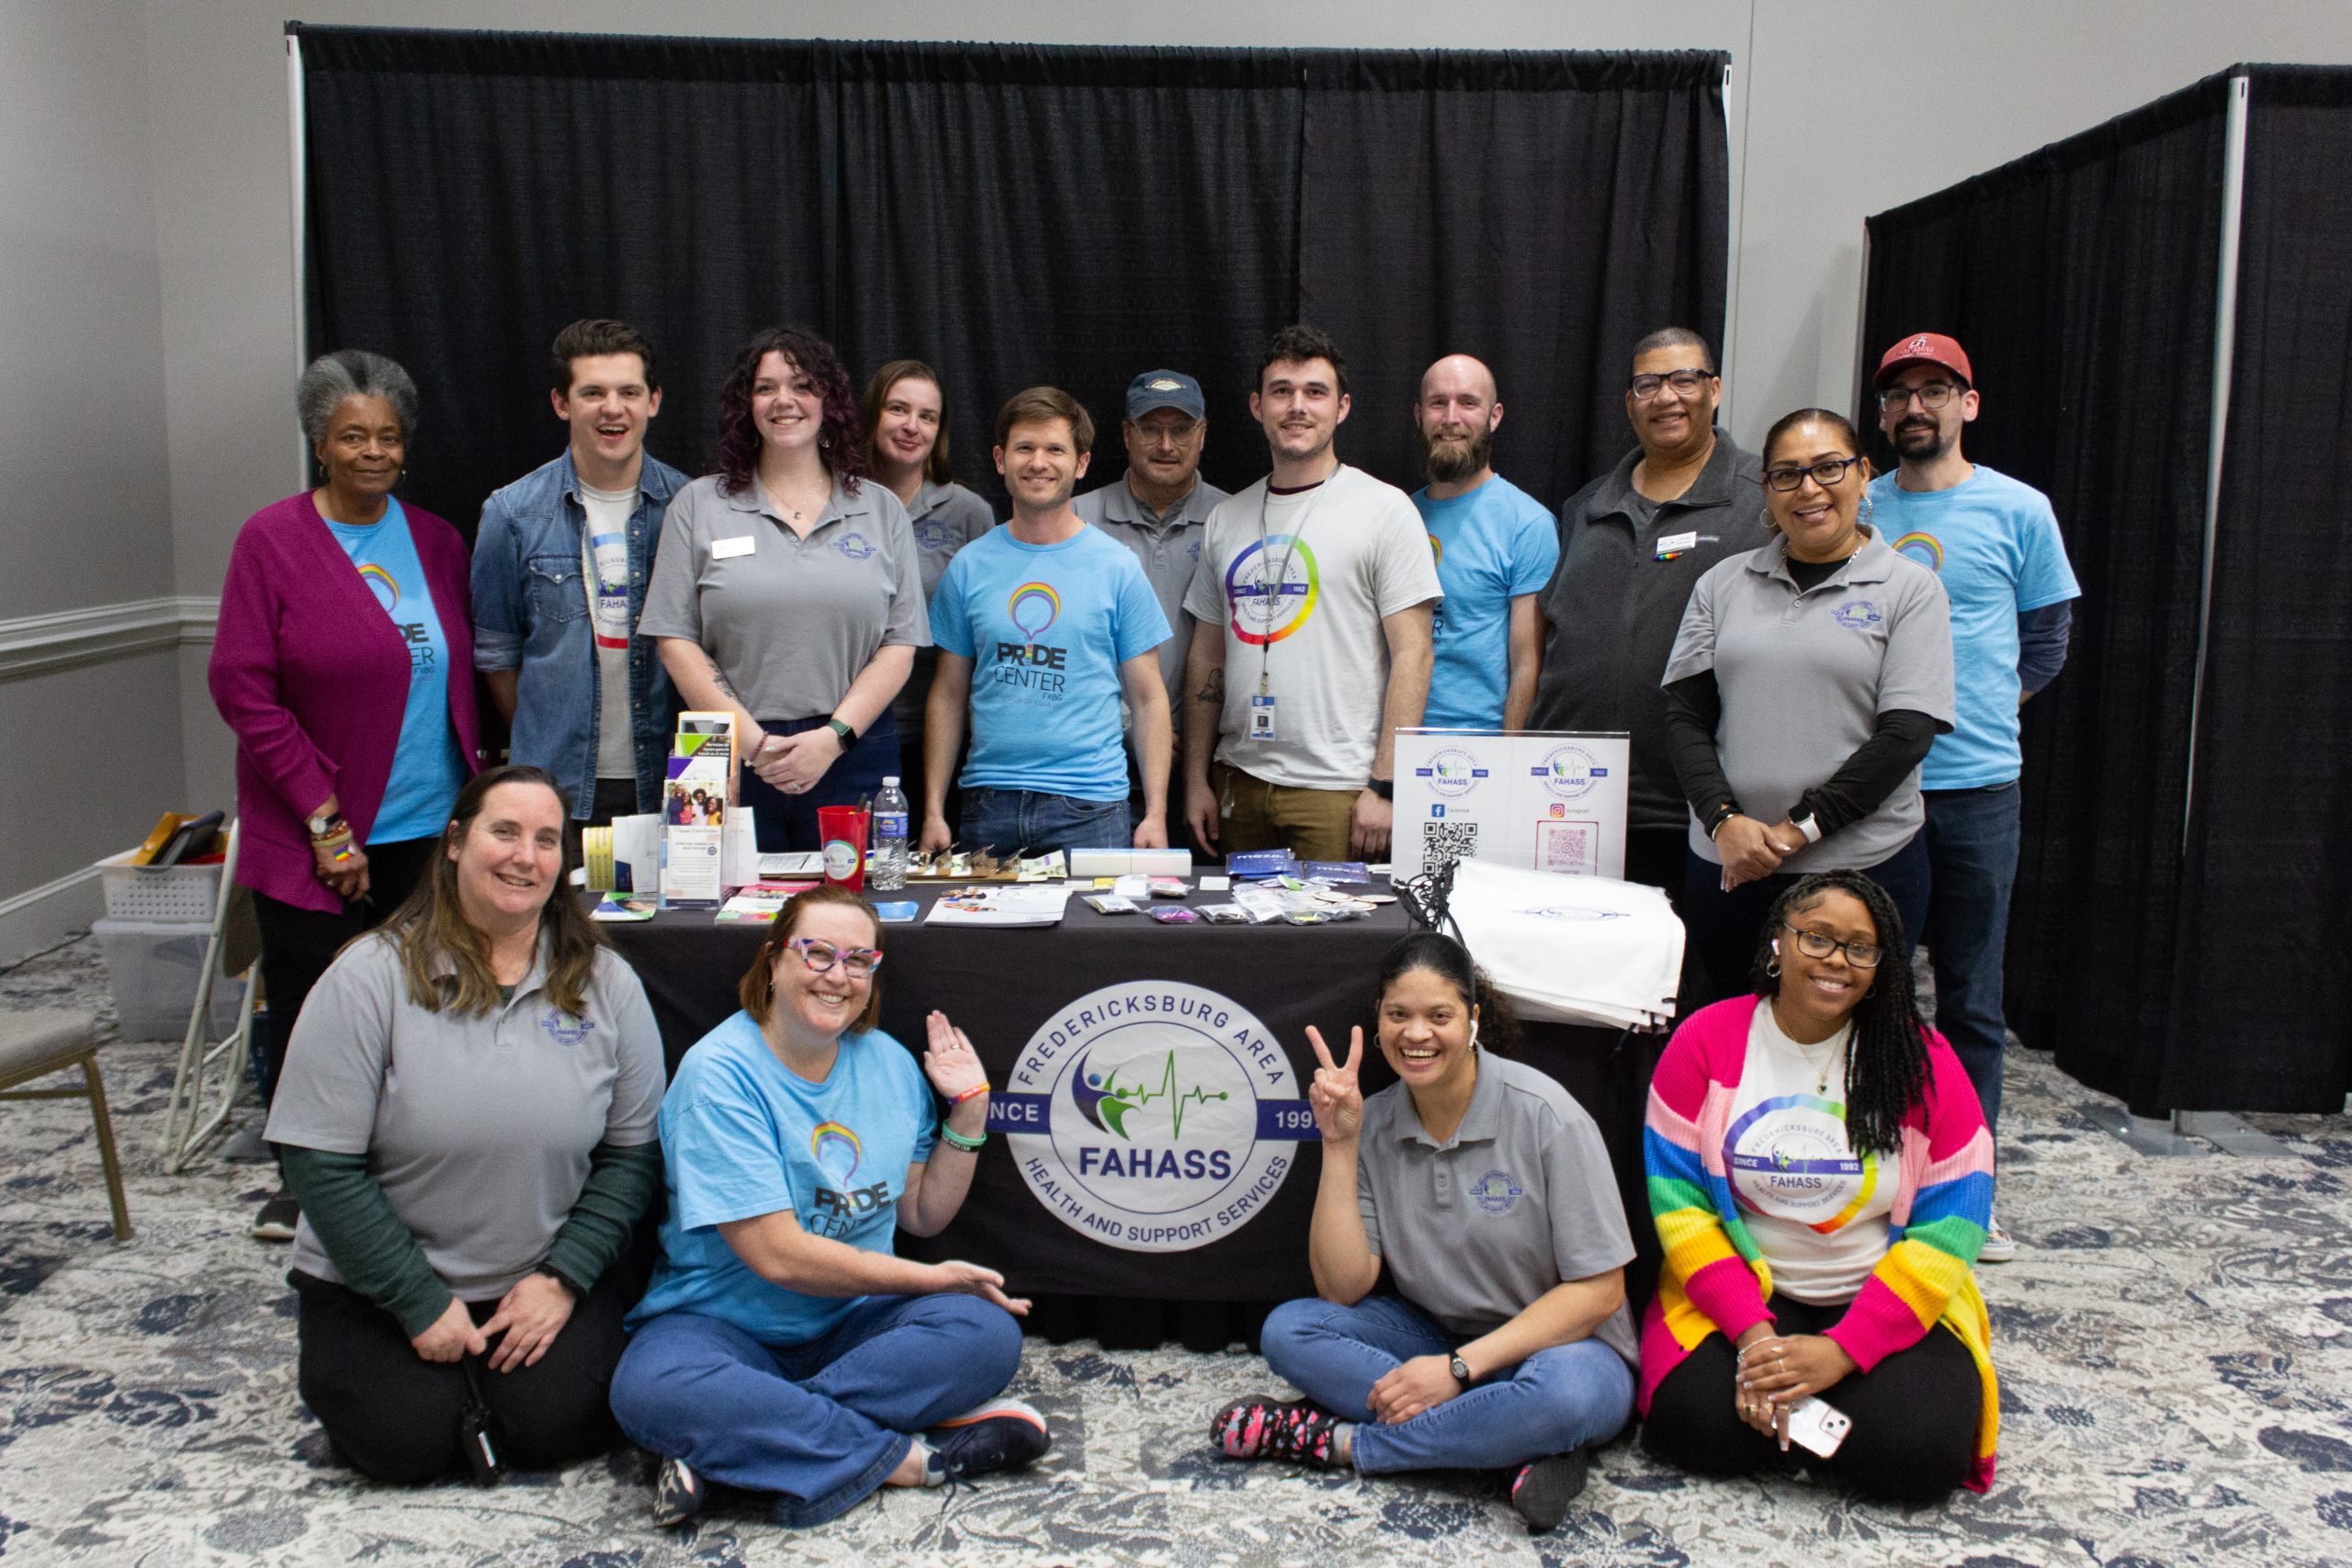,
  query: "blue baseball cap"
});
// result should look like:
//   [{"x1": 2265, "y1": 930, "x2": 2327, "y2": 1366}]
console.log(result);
[{"x1": 1125, "y1": 370, "x2": 1205, "y2": 422}]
